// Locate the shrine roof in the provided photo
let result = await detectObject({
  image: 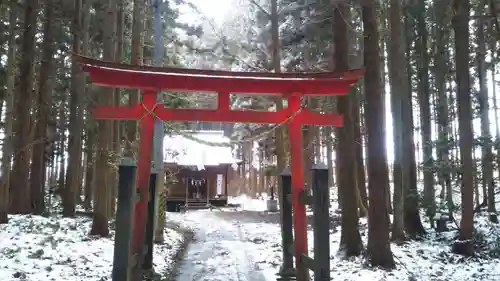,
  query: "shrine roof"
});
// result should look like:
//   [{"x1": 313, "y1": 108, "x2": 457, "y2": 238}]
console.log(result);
[{"x1": 163, "y1": 131, "x2": 241, "y2": 170}]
